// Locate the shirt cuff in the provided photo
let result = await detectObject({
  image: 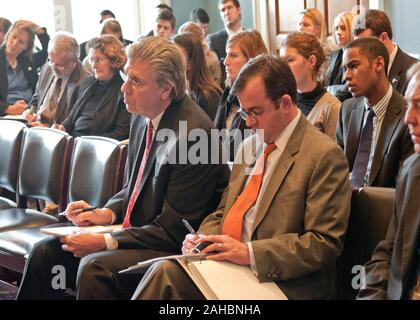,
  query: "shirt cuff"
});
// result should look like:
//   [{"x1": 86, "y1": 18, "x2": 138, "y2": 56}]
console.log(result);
[
  {"x1": 247, "y1": 242, "x2": 258, "y2": 276},
  {"x1": 104, "y1": 233, "x2": 118, "y2": 250},
  {"x1": 110, "y1": 211, "x2": 116, "y2": 225}
]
